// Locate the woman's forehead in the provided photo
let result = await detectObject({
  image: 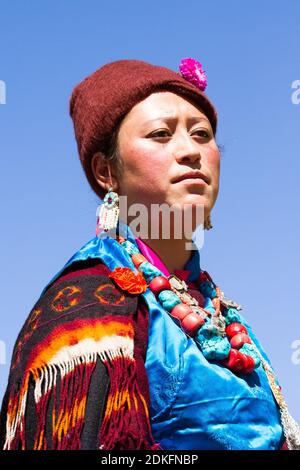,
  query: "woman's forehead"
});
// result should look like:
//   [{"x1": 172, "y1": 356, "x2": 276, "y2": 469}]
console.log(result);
[{"x1": 122, "y1": 91, "x2": 208, "y2": 126}]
